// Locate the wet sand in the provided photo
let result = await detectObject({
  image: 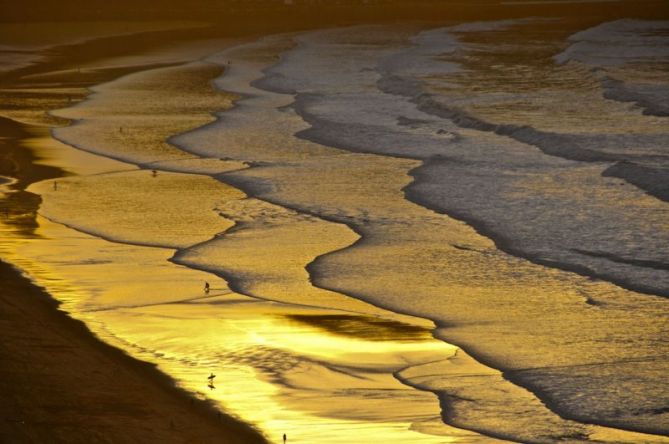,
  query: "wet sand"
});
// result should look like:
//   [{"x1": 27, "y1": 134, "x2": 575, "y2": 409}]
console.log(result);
[
  {"x1": 0, "y1": 28, "x2": 266, "y2": 444},
  {"x1": 11, "y1": 54, "x2": 484, "y2": 442},
  {"x1": 0, "y1": 26, "x2": 472, "y2": 443},
  {"x1": 0, "y1": 259, "x2": 265, "y2": 444}
]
